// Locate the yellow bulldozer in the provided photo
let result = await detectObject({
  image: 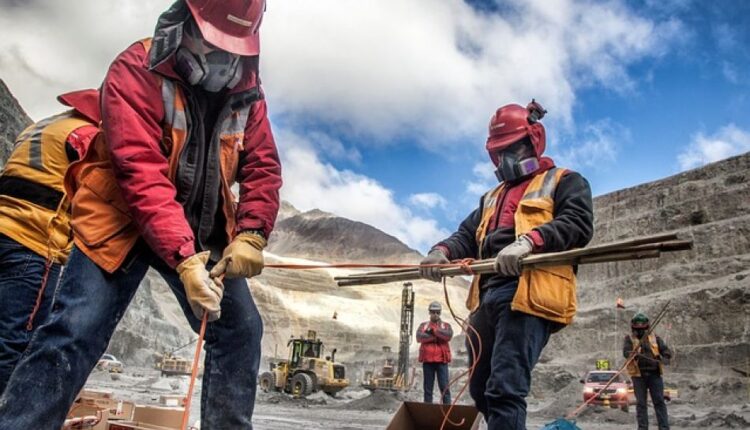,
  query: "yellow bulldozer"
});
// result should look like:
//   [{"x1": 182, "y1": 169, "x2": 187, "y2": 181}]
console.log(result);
[{"x1": 259, "y1": 330, "x2": 349, "y2": 397}]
